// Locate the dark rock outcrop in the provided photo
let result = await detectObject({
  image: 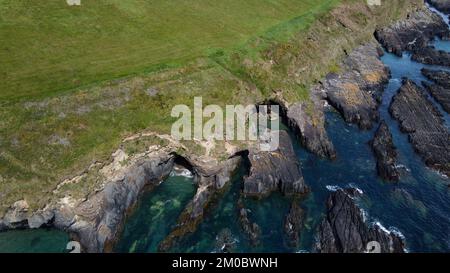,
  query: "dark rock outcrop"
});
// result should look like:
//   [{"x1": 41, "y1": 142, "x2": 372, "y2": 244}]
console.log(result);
[
  {"x1": 422, "y1": 69, "x2": 450, "y2": 112},
  {"x1": 284, "y1": 201, "x2": 304, "y2": 249},
  {"x1": 412, "y1": 46, "x2": 450, "y2": 67},
  {"x1": 389, "y1": 79, "x2": 450, "y2": 177},
  {"x1": 323, "y1": 43, "x2": 389, "y2": 130},
  {"x1": 315, "y1": 188, "x2": 405, "y2": 253},
  {"x1": 243, "y1": 130, "x2": 309, "y2": 197},
  {"x1": 370, "y1": 121, "x2": 400, "y2": 181},
  {"x1": 375, "y1": 8, "x2": 449, "y2": 57},
  {"x1": 427, "y1": 0, "x2": 450, "y2": 14},
  {"x1": 423, "y1": 82, "x2": 450, "y2": 113}
]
